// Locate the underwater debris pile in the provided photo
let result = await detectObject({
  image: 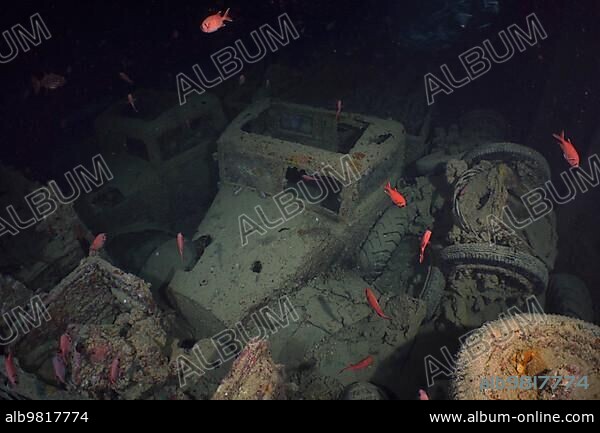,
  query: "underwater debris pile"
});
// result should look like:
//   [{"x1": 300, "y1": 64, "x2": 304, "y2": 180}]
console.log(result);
[
  {"x1": 452, "y1": 314, "x2": 600, "y2": 400},
  {"x1": 12, "y1": 257, "x2": 173, "y2": 399},
  {"x1": 66, "y1": 313, "x2": 170, "y2": 399},
  {"x1": 440, "y1": 143, "x2": 558, "y2": 328},
  {"x1": 450, "y1": 143, "x2": 555, "y2": 252}
]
